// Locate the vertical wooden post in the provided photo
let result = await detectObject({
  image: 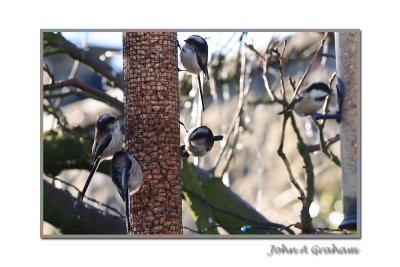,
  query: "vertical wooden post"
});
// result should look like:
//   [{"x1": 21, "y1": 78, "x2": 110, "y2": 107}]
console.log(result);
[
  {"x1": 335, "y1": 31, "x2": 360, "y2": 230},
  {"x1": 123, "y1": 32, "x2": 182, "y2": 235}
]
